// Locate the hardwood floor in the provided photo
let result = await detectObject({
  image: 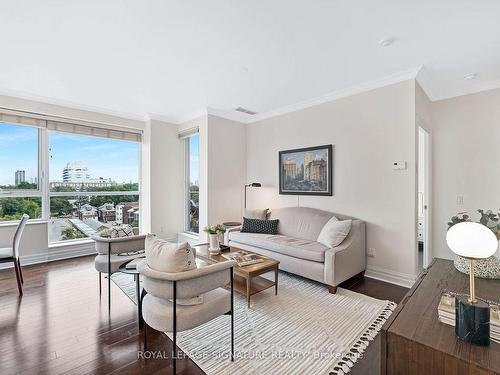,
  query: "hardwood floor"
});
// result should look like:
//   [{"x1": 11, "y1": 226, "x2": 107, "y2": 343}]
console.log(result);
[{"x1": 0, "y1": 256, "x2": 407, "y2": 375}]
